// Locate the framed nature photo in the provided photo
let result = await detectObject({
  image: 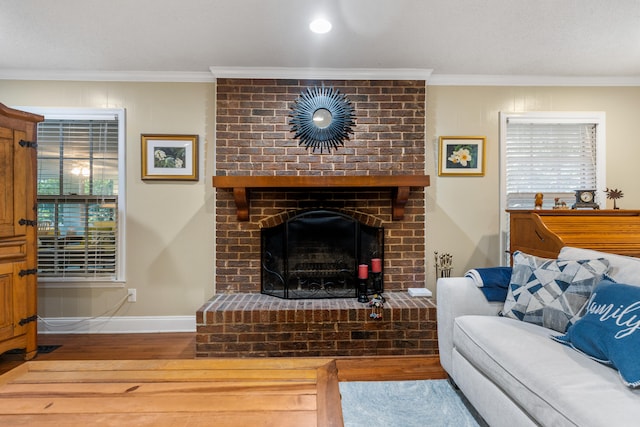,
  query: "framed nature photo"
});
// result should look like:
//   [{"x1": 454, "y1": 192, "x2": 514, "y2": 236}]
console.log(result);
[
  {"x1": 438, "y1": 136, "x2": 486, "y2": 176},
  {"x1": 141, "y1": 134, "x2": 199, "y2": 181}
]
